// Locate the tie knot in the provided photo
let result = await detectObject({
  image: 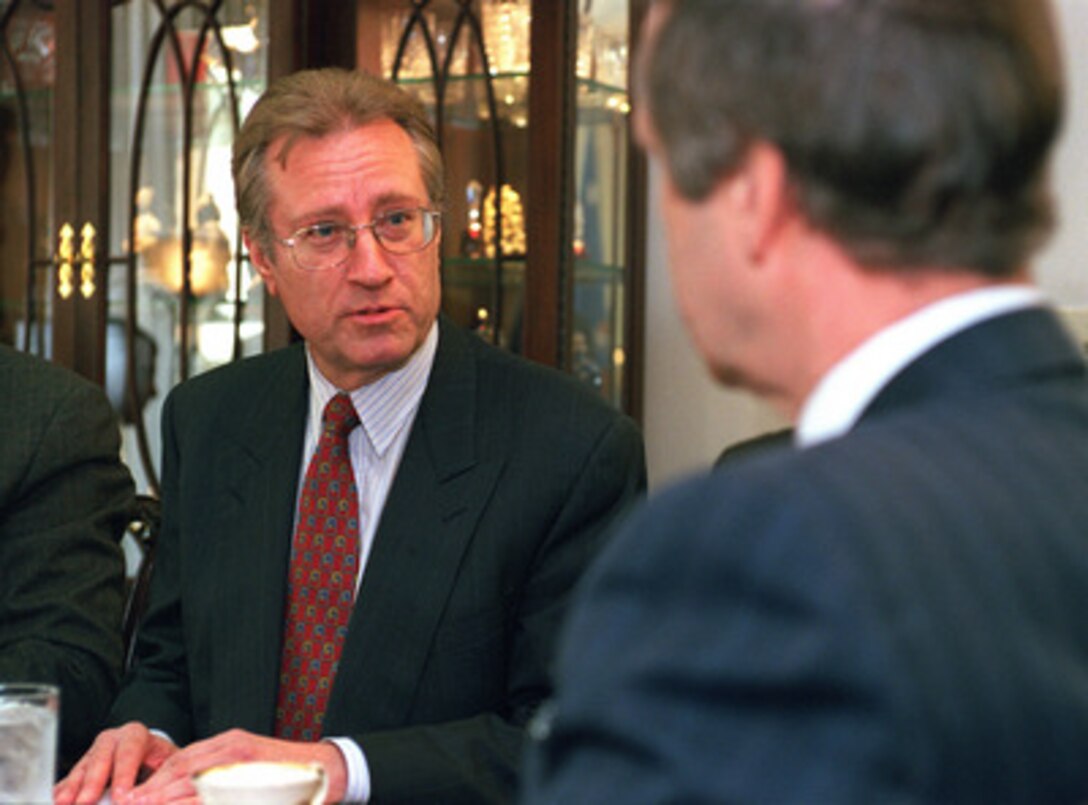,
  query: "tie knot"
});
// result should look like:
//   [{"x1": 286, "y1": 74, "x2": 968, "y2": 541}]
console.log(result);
[{"x1": 323, "y1": 393, "x2": 359, "y2": 437}]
